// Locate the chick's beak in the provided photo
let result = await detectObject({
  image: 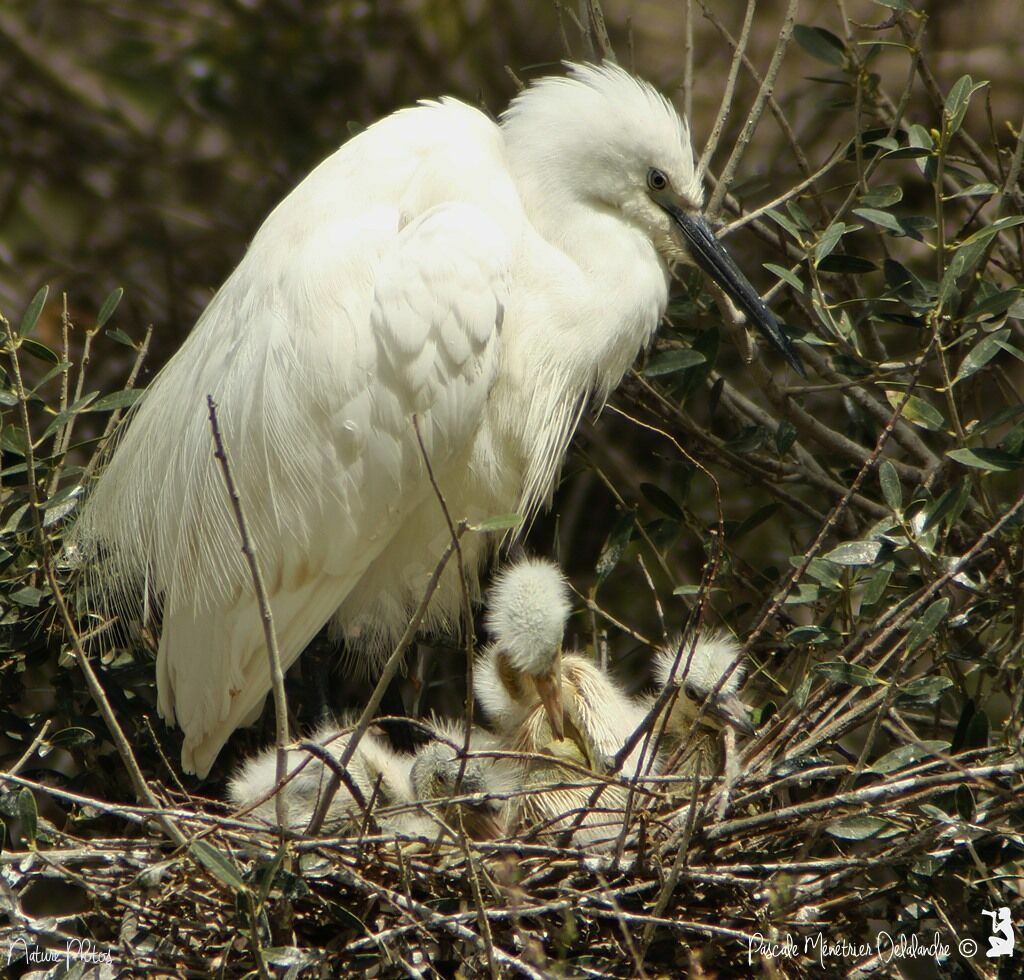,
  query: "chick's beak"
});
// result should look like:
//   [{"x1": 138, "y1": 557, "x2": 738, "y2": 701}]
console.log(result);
[
  {"x1": 652, "y1": 189, "x2": 805, "y2": 376},
  {"x1": 707, "y1": 690, "x2": 756, "y2": 735},
  {"x1": 532, "y1": 667, "x2": 565, "y2": 741}
]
